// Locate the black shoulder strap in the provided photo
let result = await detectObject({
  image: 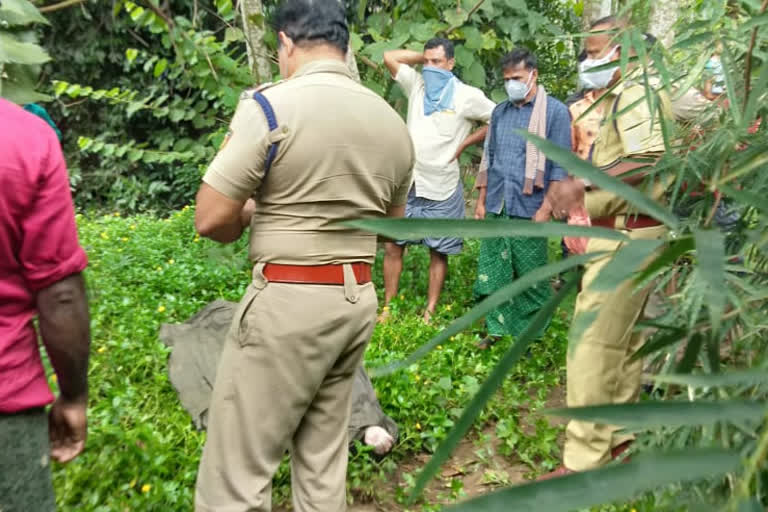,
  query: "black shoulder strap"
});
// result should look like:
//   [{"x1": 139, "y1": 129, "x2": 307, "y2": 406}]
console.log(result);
[
  {"x1": 251, "y1": 91, "x2": 280, "y2": 175},
  {"x1": 612, "y1": 91, "x2": 624, "y2": 134}
]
